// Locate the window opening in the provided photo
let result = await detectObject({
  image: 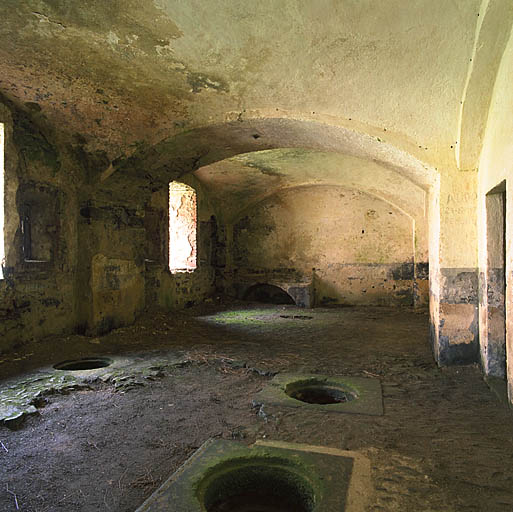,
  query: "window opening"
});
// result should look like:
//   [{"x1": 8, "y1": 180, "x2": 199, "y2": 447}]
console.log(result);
[
  {"x1": 19, "y1": 185, "x2": 58, "y2": 263},
  {"x1": 169, "y1": 181, "x2": 197, "y2": 272},
  {"x1": 0, "y1": 123, "x2": 4, "y2": 279}
]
